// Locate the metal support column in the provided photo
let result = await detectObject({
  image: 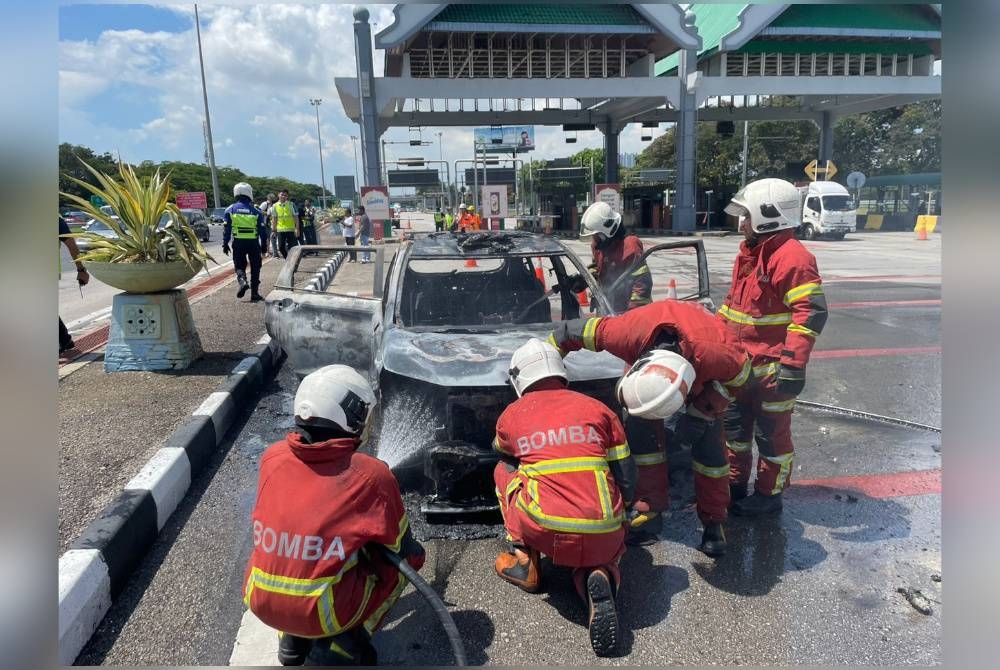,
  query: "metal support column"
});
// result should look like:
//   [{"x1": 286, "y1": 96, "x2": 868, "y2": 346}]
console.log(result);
[
  {"x1": 673, "y1": 18, "x2": 698, "y2": 232},
  {"x1": 818, "y1": 110, "x2": 834, "y2": 165},
  {"x1": 603, "y1": 119, "x2": 619, "y2": 183},
  {"x1": 353, "y1": 7, "x2": 382, "y2": 187}
]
